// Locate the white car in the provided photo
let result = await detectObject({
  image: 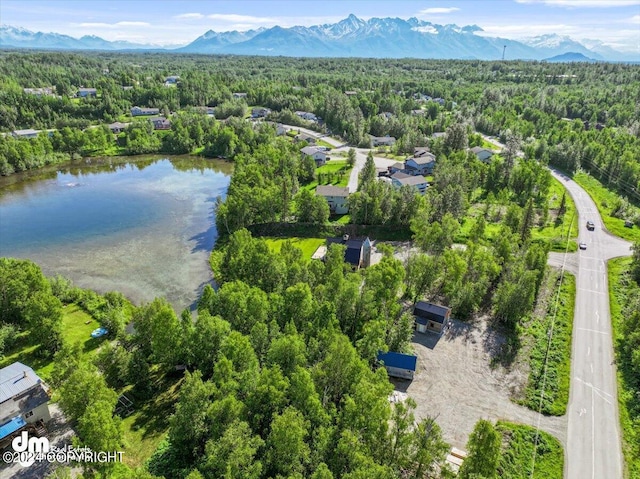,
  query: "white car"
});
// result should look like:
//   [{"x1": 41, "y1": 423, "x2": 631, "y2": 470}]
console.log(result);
[{"x1": 579, "y1": 242, "x2": 587, "y2": 250}]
